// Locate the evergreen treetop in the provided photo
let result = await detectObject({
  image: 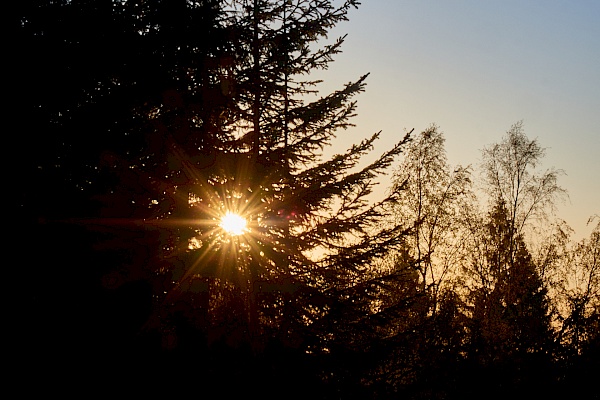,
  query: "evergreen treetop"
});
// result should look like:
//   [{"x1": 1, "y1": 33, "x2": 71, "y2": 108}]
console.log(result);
[{"x1": 21, "y1": 0, "x2": 411, "y2": 351}]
